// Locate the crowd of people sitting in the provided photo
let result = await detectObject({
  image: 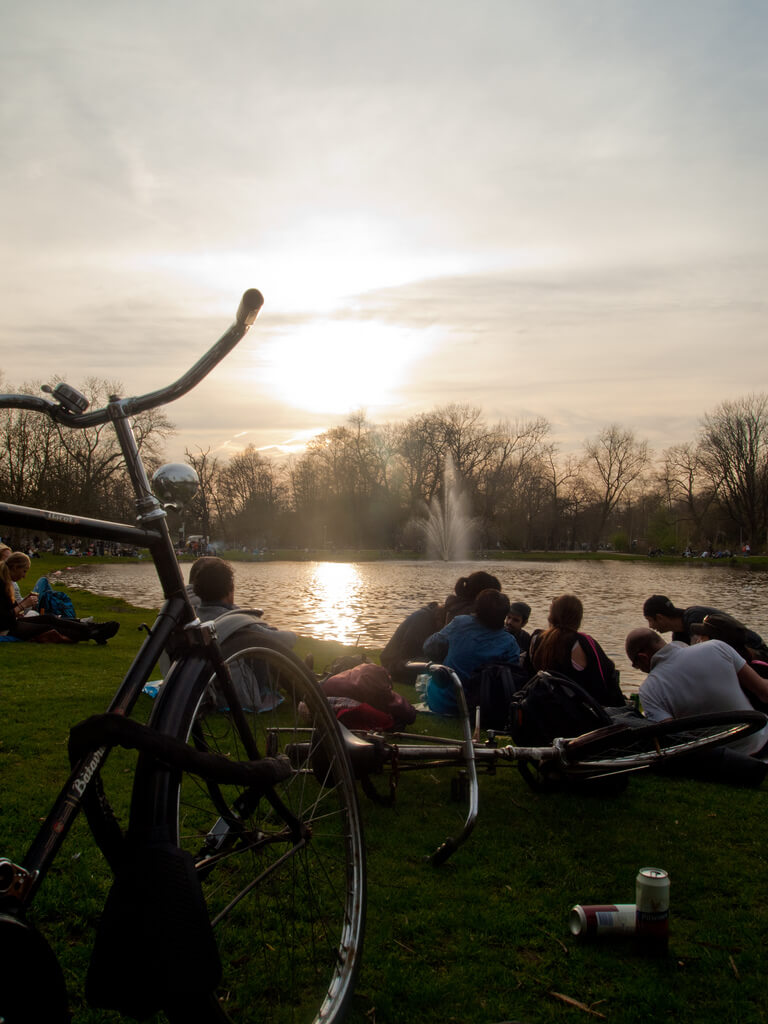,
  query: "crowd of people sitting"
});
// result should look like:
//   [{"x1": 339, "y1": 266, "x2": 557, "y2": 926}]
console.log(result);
[
  {"x1": 380, "y1": 570, "x2": 626, "y2": 712},
  {"x1": 376, "y1": 572, "x2": 768, "y2": 775},
  {"x1": 7, "y1": 538, "x2": 768, "y2": 778}
]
